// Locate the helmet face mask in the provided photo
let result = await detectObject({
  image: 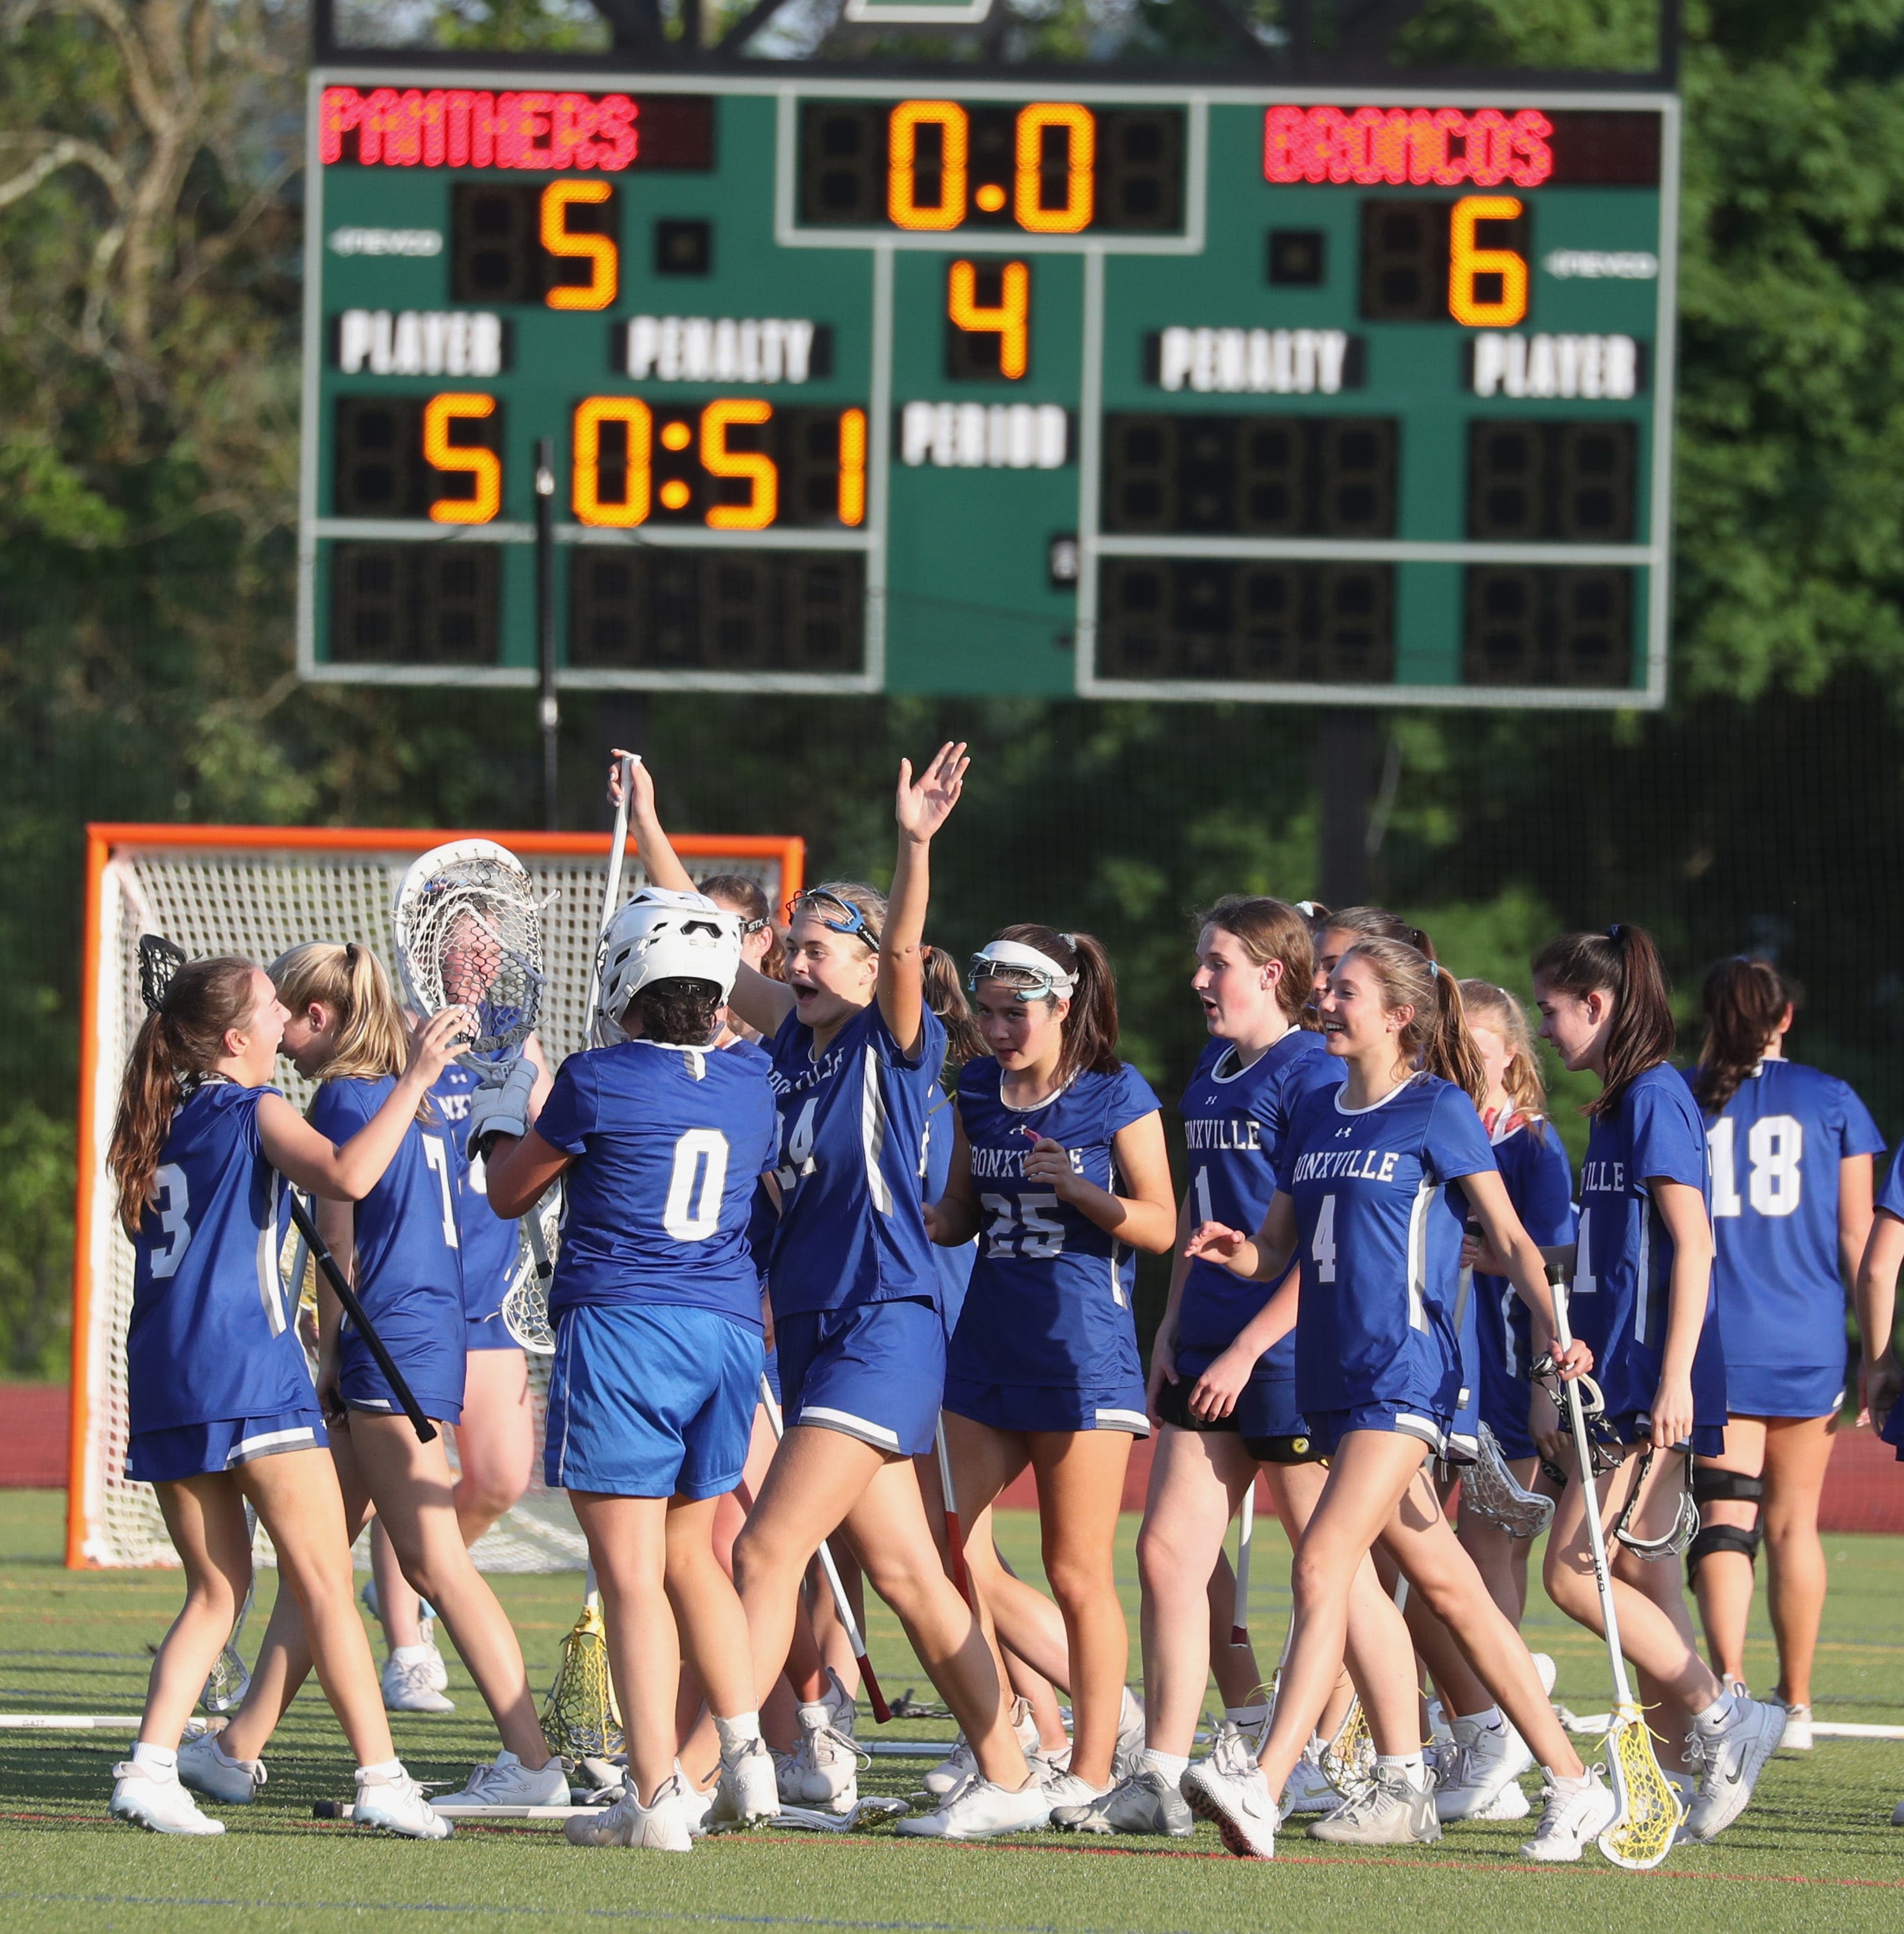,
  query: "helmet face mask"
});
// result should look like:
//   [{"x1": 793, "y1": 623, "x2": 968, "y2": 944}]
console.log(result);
[{"x1": 593, "y1": 887, "x2": 743, "y2": 1047}]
